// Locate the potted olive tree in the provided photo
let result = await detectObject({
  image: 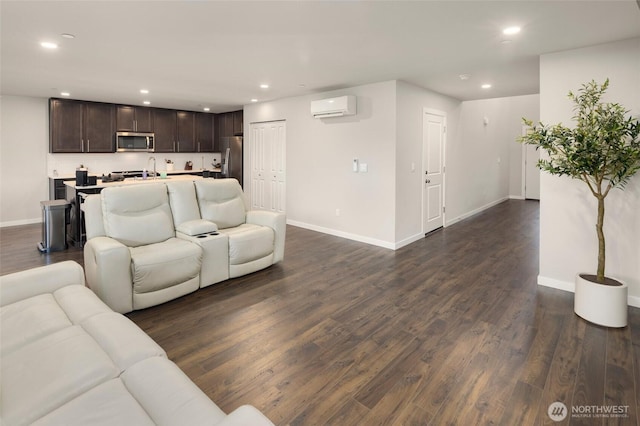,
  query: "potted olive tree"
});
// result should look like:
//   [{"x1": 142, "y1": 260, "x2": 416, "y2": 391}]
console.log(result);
[{"x1": 521, "y1": 79, "x2": 640, "y2": 327}]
